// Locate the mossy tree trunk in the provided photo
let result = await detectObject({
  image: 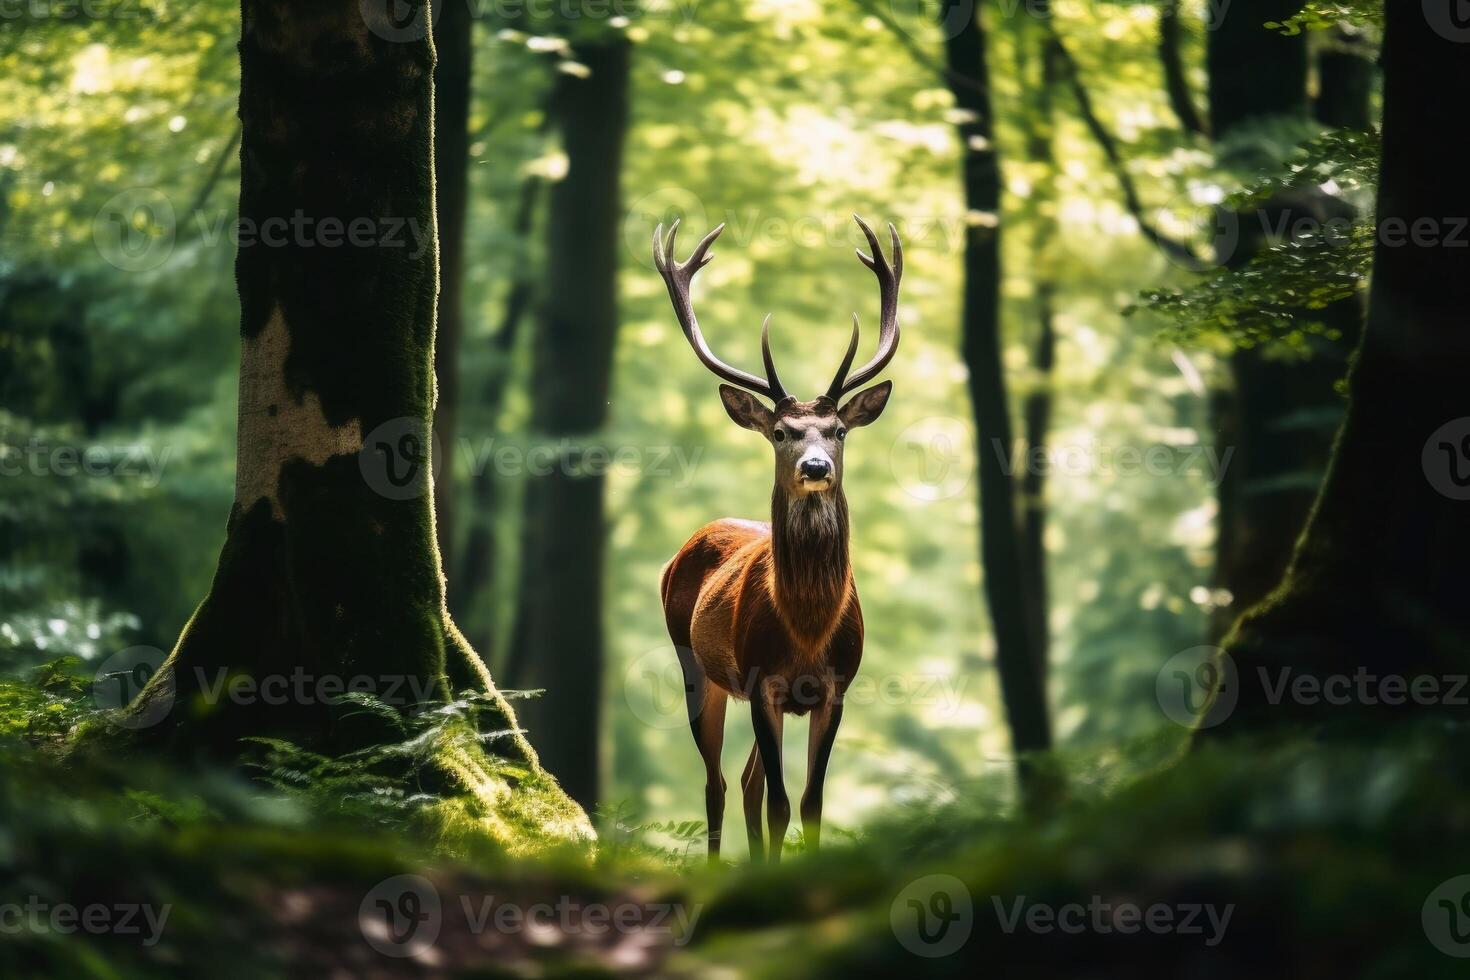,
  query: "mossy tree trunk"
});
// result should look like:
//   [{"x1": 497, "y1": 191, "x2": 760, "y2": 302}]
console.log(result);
[
  {"x1": 1201, "y1": 3, "x2": 1470, "y2": 734},
  {"x1": 1206, "y1": 0, "x2": 1365, "y2": 636},
  {"x1": 431, "y1": 0, "x2": 473, "y2": 577},
  {"x1": 942, "y1": 0, "x2": 1052, "y2": 788},
  {"x1": 505, "y1": 36, "x2": 630, "y2": 811},
  {"x1": 115, "y1": 0, "x2": 588, "y2": 849}
]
